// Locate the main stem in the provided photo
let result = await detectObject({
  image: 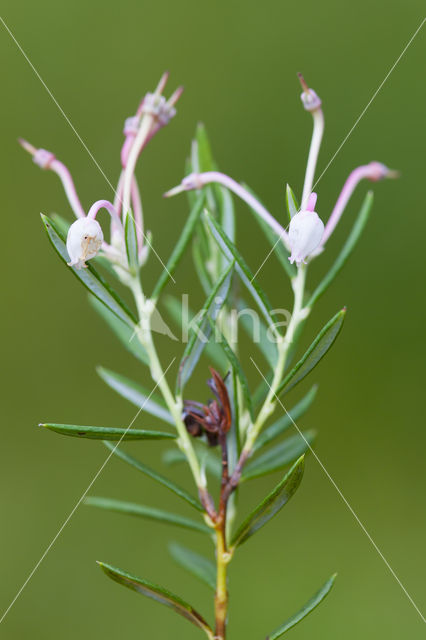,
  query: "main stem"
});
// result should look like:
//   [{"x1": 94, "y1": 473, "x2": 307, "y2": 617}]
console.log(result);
[
  {"x1": 215, "y1": 522, "x2": 229, "y2": 639},
  {"x1": 215, "y1": 432, "x2": 230, "y2": 639}
]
